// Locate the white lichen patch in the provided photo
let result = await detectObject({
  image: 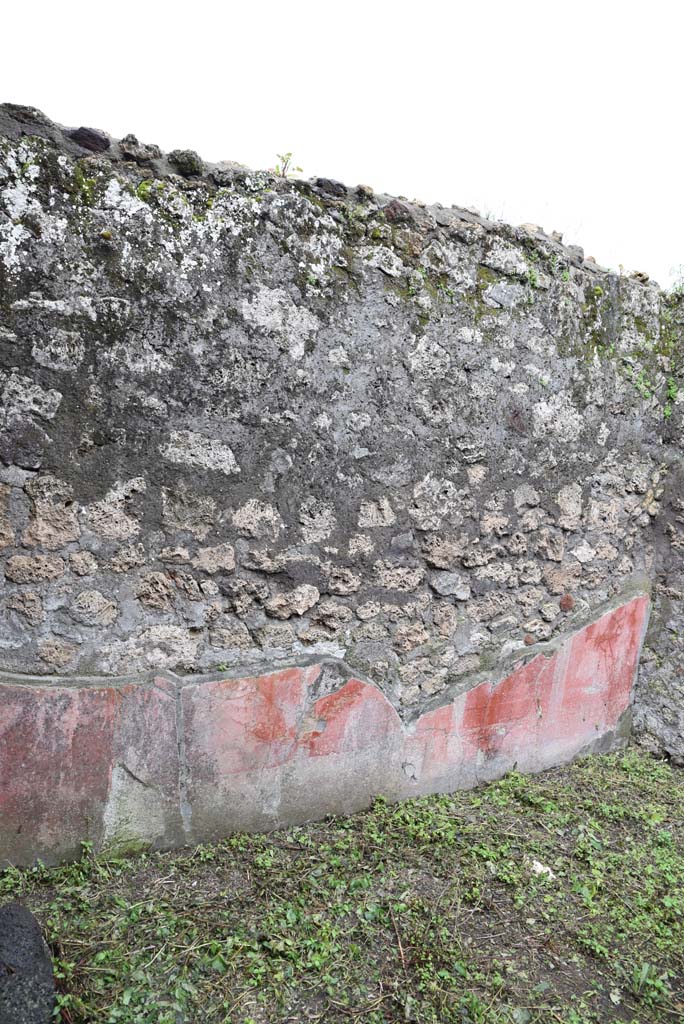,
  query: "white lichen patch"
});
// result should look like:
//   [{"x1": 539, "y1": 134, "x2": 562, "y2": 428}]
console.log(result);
[
  {"x1": 0, "y1": 142, "x2": 68, "y2": 275},
  {"x1": 359, "y1": 245, "x2": 404, "y2": 278},
  {"x1": 0, "y1": 370, "x2": 62, "y2": 421},
  {"x1": 102, "y1": 178, "x2": 154, "y2": 223},
  {"x1": 32, "y1": 329, "x2": 85, "y2": 372},
  {"x1": 481, "y1": 238, "x2": 529, "y2": 278},
  {"x1": 241, "y1": 286, "x2": 320, "y2": 361},
  {"x1": 484, "y1": 282, "x2": 527, "y2": 308},
  {"x1": 103, "y1": 339, "x2": 173, "y2": 375}
]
